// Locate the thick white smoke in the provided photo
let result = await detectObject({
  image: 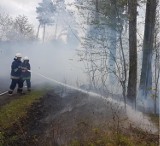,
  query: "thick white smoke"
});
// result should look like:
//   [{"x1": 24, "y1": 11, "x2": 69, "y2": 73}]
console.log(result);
[{"x1": 0, "y1": 41, "x2": 87, "y2": 89}]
